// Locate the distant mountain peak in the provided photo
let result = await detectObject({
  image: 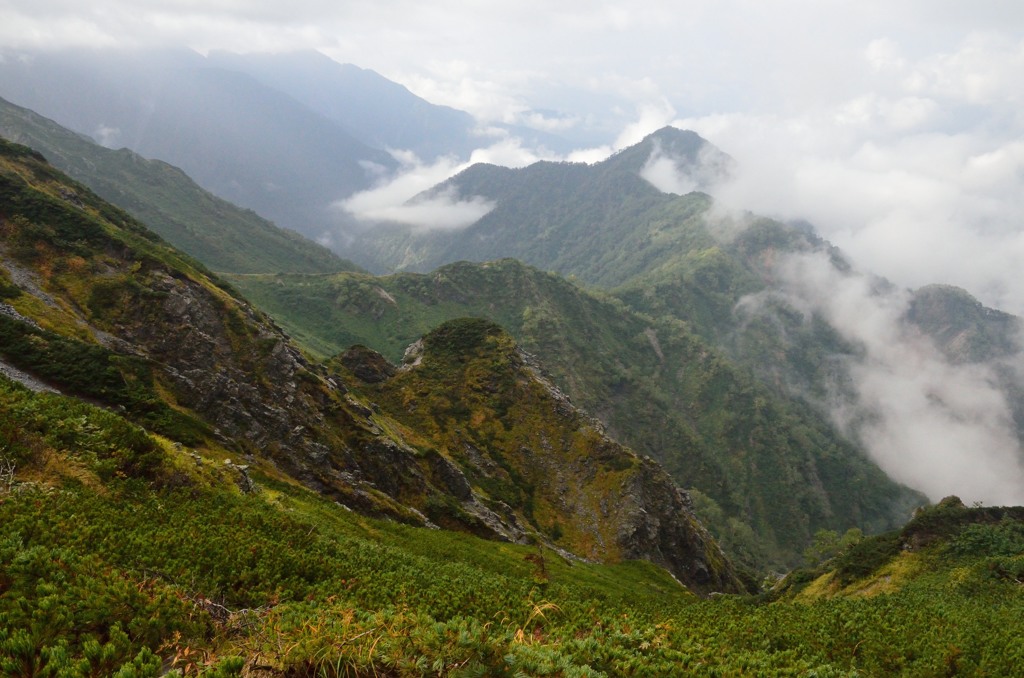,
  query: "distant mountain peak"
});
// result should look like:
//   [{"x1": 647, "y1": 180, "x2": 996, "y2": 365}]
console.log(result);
[
  {"x1": 905, "y1": 284, "x2": 1023, "y2": 364},
  {"x1": 646, "y1": 125, "x2": 708, "y2": 145},
  {"x1": 604, "y1": 126, "x2": 735, "y2": 193}
]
